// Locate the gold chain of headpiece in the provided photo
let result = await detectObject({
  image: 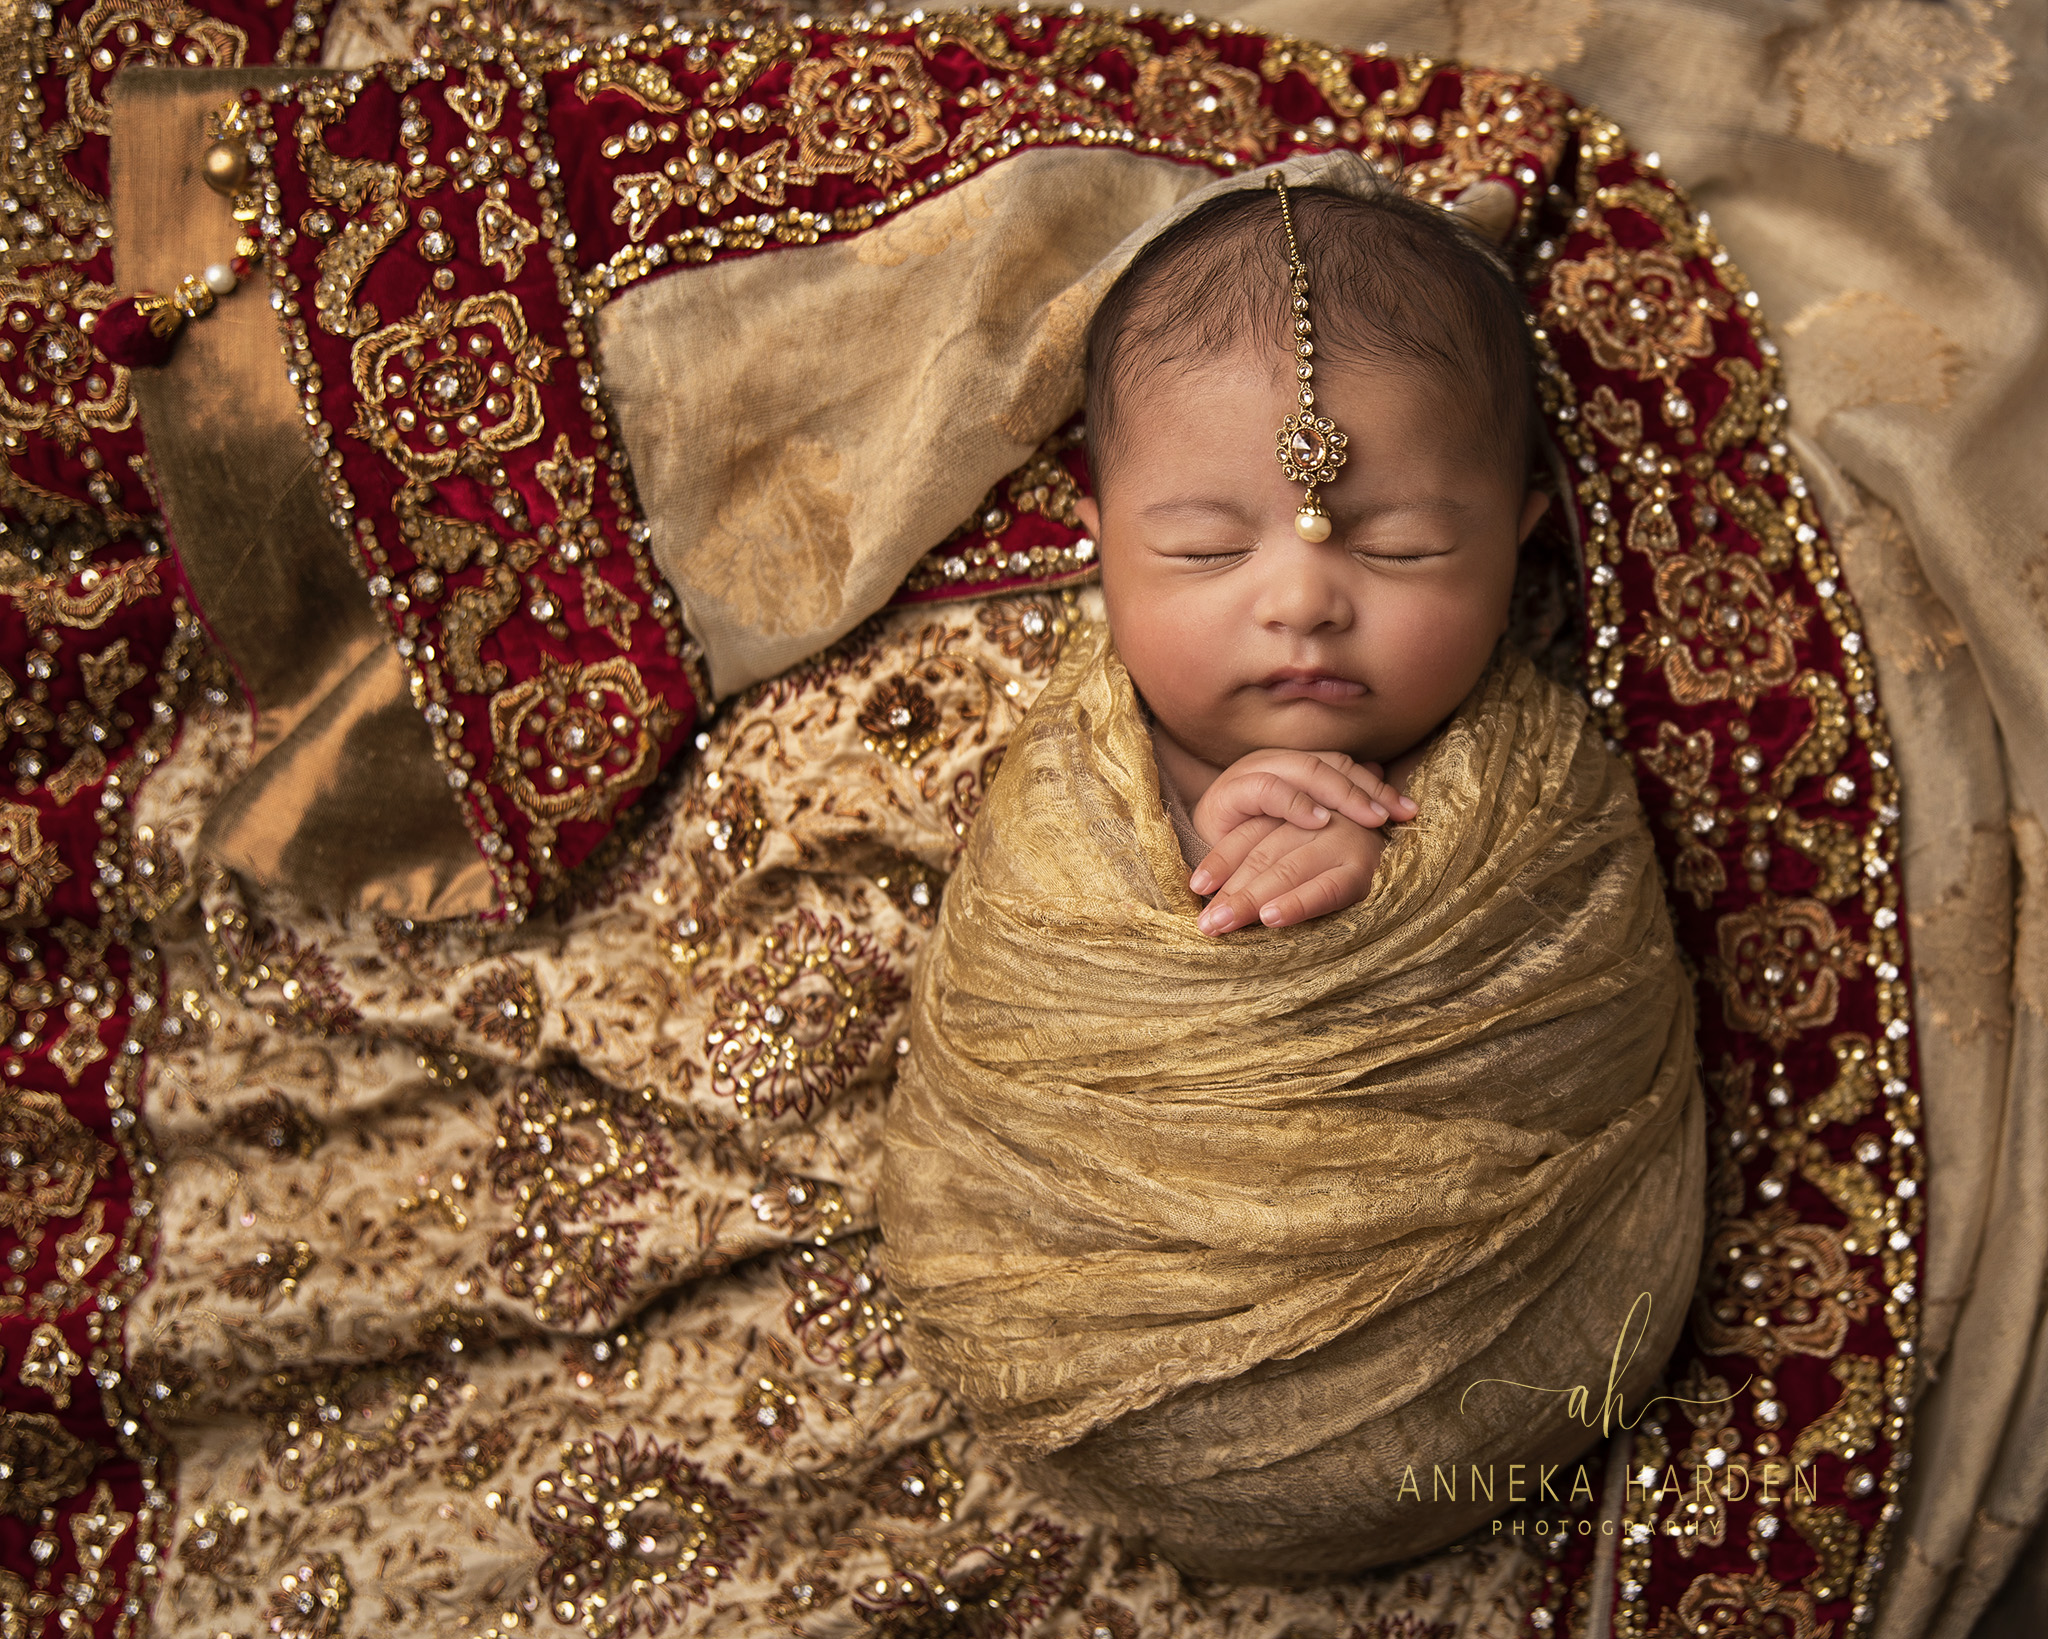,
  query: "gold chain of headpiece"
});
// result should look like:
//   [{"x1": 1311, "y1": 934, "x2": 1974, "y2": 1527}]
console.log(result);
[{"x1": 1270, "y1": 173, "x2": 1348, "y2": 542}]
